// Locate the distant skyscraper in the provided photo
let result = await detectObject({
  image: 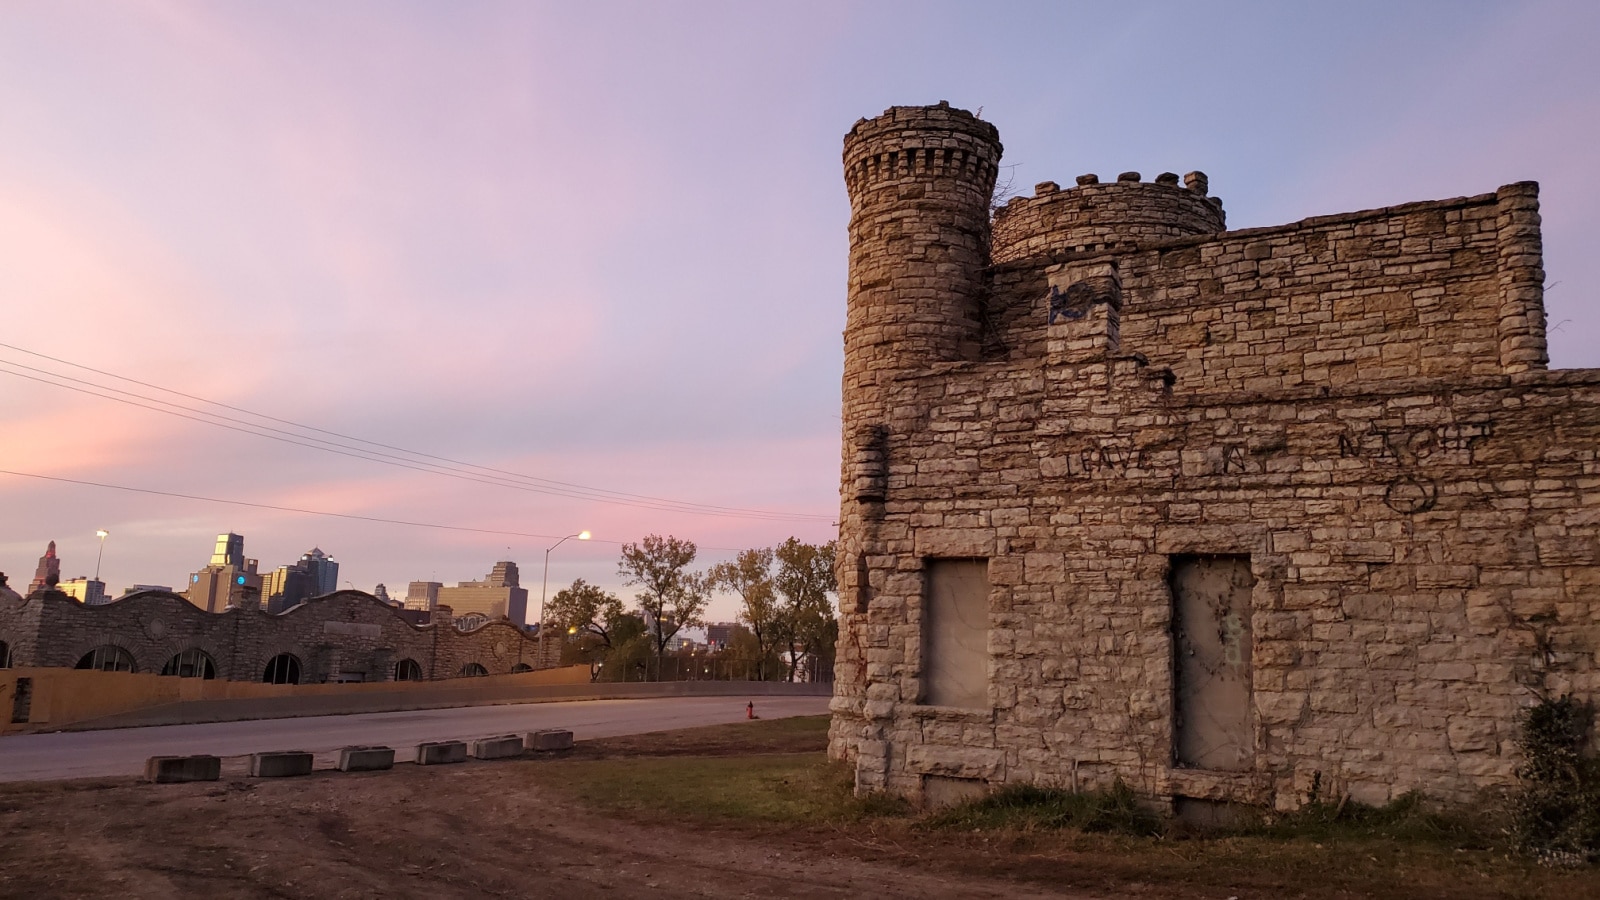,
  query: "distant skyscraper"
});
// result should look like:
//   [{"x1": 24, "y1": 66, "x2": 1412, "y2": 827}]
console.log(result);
[
  {"x1": 59, "y1": 577, "x2": 107, "y2": 606},
  {"x1": 210, "y1": 533, "x2": 245, "y2": 568},
  {"x1": 405, "y1": 581, "x2": 442, "y2": 611},
  {"x1": 373, "y1": 583, "x2": 393, "y2": 605},
  {"x1": 28, "y1": 541, "x2": 60, "y2": 594},
  {"x1": 299, "y1": 548, "x2": 339, "y2": 596},
  {"x1": 186, "y1": 533, "x2": 263, "y2": 613},
  {"x1": 436, "y1": 562, "x2": 529, "y2": 626},
  {"x1": 262, "y1": 562, "x2": 316, "y2": 613}
]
